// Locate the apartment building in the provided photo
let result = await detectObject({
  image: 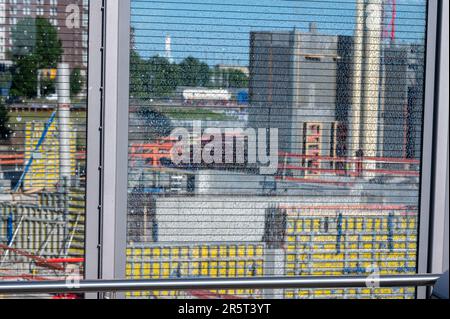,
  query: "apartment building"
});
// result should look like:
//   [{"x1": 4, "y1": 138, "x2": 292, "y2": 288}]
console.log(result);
[{"x1": 0, "y1": 0, "x2": 88, "y2": 72}]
